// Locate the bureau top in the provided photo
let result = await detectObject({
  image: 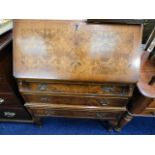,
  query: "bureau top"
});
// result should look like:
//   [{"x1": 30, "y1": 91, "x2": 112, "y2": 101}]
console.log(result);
[{"x1": 13, "y1": 20, "x2": 143, "y2": 83}]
